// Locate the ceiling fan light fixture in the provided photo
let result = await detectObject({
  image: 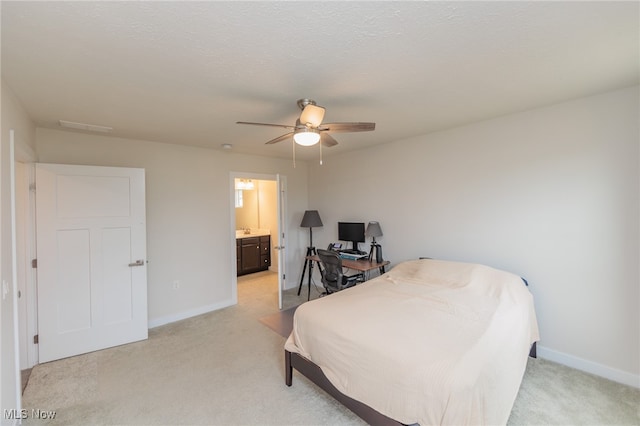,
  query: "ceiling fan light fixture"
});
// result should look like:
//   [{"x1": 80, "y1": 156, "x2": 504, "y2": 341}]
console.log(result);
[{"x1": 293, "y1": 127, "x2": 320, "y2": 146}]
